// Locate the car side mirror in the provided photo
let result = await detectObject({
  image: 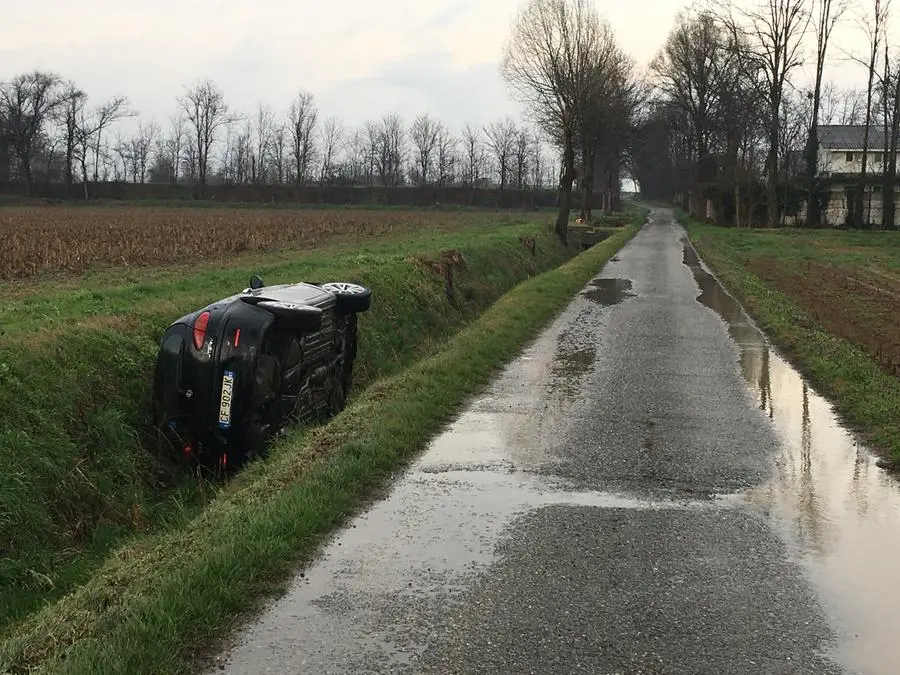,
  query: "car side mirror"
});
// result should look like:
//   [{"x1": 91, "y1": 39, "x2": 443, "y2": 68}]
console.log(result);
[{"x1": 250, "y1": 274, "x2": 264, "y2": 290}]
